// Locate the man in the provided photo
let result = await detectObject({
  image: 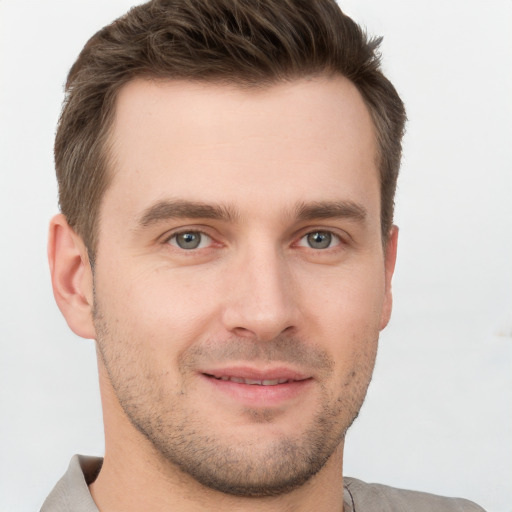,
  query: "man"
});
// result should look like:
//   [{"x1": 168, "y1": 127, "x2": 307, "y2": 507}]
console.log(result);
[{"x1": 42, "y1": 0, "x2": 485, "y2": 510}]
